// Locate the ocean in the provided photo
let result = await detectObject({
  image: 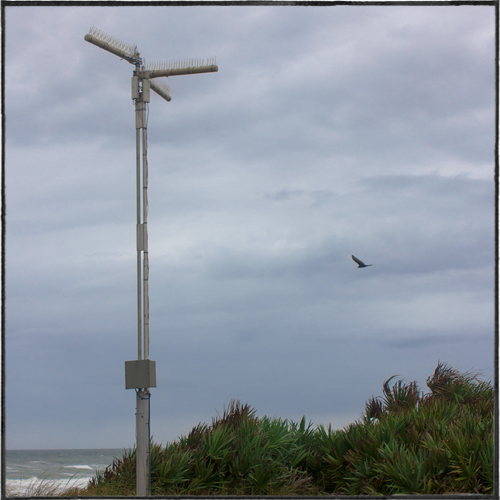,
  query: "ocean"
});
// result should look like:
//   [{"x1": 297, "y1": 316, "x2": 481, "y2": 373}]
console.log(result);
[{"x1": 5, "y1": 448, "x2": 128, "y2": 496}]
